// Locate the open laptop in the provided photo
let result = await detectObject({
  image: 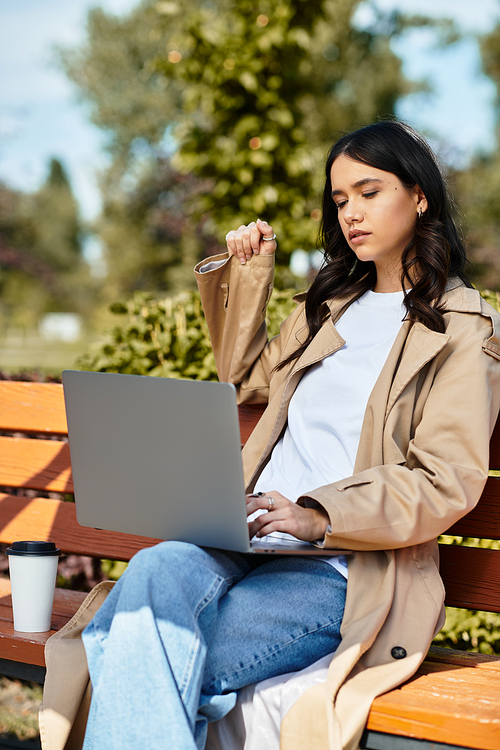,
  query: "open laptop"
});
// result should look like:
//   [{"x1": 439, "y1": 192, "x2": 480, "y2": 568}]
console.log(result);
[{"x1": 62, "y1": 370, "x2": 350, "y2": 557}]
